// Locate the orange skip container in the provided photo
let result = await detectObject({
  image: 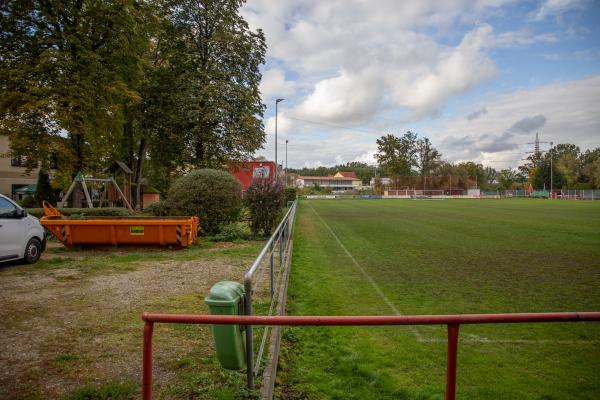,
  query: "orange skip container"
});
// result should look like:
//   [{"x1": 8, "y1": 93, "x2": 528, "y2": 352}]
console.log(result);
[{"x1": 41, "y1": 202, "x2": 199, "y2": 248}]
